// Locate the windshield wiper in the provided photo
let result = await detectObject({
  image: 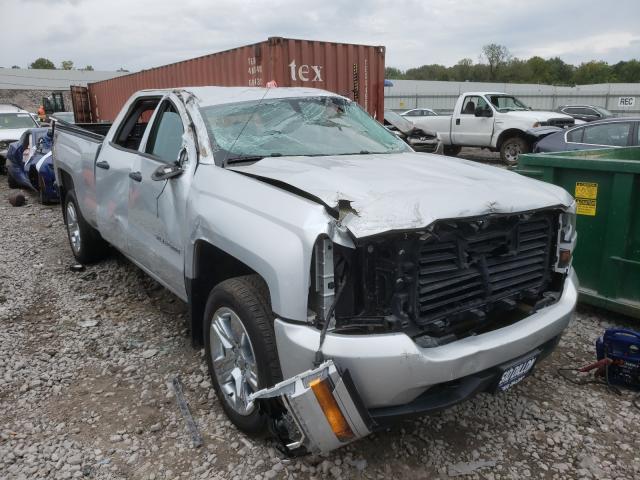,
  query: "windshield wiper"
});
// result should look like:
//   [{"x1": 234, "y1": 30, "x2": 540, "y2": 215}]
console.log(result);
[{"x1": 224, "y1": 153, "x2": 282, "y2": 166}]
